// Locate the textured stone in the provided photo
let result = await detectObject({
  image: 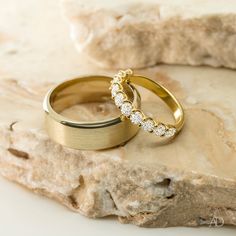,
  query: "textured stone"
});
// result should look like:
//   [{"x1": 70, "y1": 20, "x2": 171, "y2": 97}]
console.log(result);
[
  {"x1": 61, "y1": 0, "x2": 236, "y2": 69},
  {"x1": 1, "y1": 0, "x2": 236, "y2": 228},
  {"x1": 1, "y1": 66, "x2": 236, "y2": 227}
]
